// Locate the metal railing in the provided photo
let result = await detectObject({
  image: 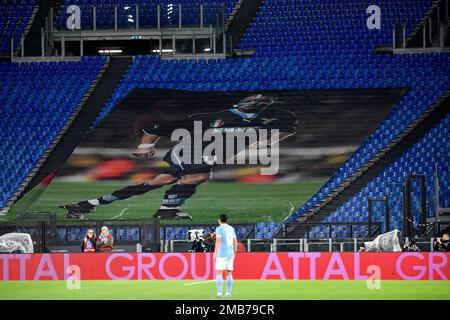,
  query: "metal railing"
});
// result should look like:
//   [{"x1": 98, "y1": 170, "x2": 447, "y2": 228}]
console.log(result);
[
  {"x1": 1, "y1": 217, "x2": 445, "y2": 253},
  {"x1": 52, "y1": 4, "x2": 225, "y2": 32},
  {"x1": 393, "y1": 0, "x2": 449, "y2": 52},
  {"x1": 11, "y1": 3, "x2": 230, "y2": 60},
  {"x1": 161, "y1": 237, "x2": 442, "y2": 253}
]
